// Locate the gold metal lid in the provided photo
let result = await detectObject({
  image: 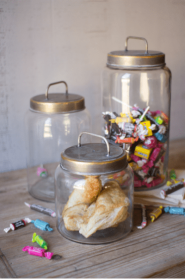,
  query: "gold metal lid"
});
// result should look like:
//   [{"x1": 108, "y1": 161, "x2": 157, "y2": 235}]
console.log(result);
[
  {"x1": 61, "y1": 132, "x2": 127, "y2": 175},
  {"x1": 30, "y1": 81, "x2": 85, "y2": 113},
  {"x1": 107, "y1": 36, "x2": 165, "y2": 69}
]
